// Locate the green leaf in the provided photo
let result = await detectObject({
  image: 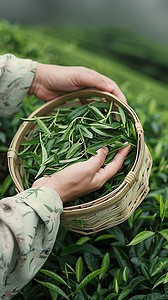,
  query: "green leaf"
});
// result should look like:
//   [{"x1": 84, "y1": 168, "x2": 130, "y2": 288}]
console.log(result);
[
  {"x1": 152, "y1": 258, "x2": 168, "y2": 276},
  {"x1": 99, "y1": 252, "x2": 110, "y2": 280},
  {"x1": 118, "y1": 106, "x2": 126, "y2": 126},
  {"x1": 91, "y1": 123, "x2": 115, "y2": 129},
  {"x1": 49, "y1": 289, "x2": 58, "y2": 300},
  {"x1": 87, "y1": 148, "x2": 97, "y2": 156},
  {"x1": 59, "y1": 156, "x2": 82, "y2": 164},
  {"x1": 130, "y1": 121, "x2": 137, "y2": 140},
  {"x1": 75, "y1": 268, "x2": 105, "y2": 294},
  {"x1": 66, "y1": 143, "x2": 82, "y2": 159},
  {"x1": 114, "y1": 278, "x2": 119, "y2": 294},
  {"x1": 75, "y1": 257, "x2": 83, "y2": 283},
  {"x1": 40, "y1": 269, "x2": 69, "y2": 287},
  {"x1": 91, "y1": 126, "x2": 112, "y2": 137},
  {"x1": 149, "y1": 236, "x2": 164, "y2": 261},
  {"x1": 159, "y1": 195, "x2": 165, "y2": 222},
  {"x1": 66, "y1": 105, "x2": 89, "y2": 122},
  {"x1": 113, "y1": 247, "x2": 132, "y2": 275},
  {"x1": 164, "y1": 272, "x2": 168, "y2": 284},
  {"x1": 104, "y1": 293, "x2": 118, "y2": 300},
  {"x1": 60, "y1": 244, "x2": 101, "y2": 257},
  {"x1": 127, "y1": 231, "x2": 155, "y2": 246},
  {"x1": 118, "y1": 276, "x2": 146, "y2": 300},
  {"x1": 76, "y1": 237, "x2": 91, "y2": 245},
  {"x1": 123, "y1": 266, "x2": 128, "y2": 283},
  {"x1": 140, "y1": 263, "x2": 150, "y2": 281},
  {"x1": 153, "y1": 273, "x2": 167, "y2": 289},
  {"x1": 59, "y1": 124, "x2": 72, "y2": 141},
  {"x1": 35, "y1": 164, "x2": 45, "y2": 179},
  {"x1": 84, "y1": 252, "x2": 99, "y2": 271},
  {"x1": 159, "y1": 229, "x2": 168, "y2": 241},
  {"x1": 40, "y1": 133, "x2": 48, "y2": 164},
  {"x1": 35, "y1": 280, "x2": 69, "y2": 299},
  {"x1": 89, "y1": 105, "x2": 105, "y2": 119},
  {"x1": 149, "y1": 256, "x2": 159, "y2": 276},
  {"x1": 0, "y1": 131, "x2": 6, "y2": 143},
  {"x1": 94, "y1": 234, "x2": 115, "y2": 242},
  {"x1": 34, "y1": 116, "x2": 51, "y2": 135},
  {"x1": 80, "y1": 126, "x2": 93, "y2": 139},
  {"x1": 0, "y1": 175, "x2": 12, "y2": 197},
  {"x1": 21, "y1": 137, "x2": 40, "y2": 145}
]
